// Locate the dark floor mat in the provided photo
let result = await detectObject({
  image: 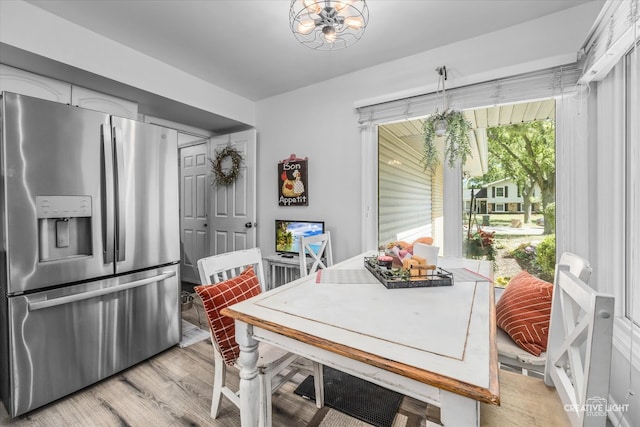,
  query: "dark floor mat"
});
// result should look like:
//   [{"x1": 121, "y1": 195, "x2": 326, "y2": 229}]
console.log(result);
[
  {"x1": 294, "y1": 365, "x2": 403, "y2": 427},
  {"x1": 181, "y1": 281, "x2": 196, "y2": 294}
]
